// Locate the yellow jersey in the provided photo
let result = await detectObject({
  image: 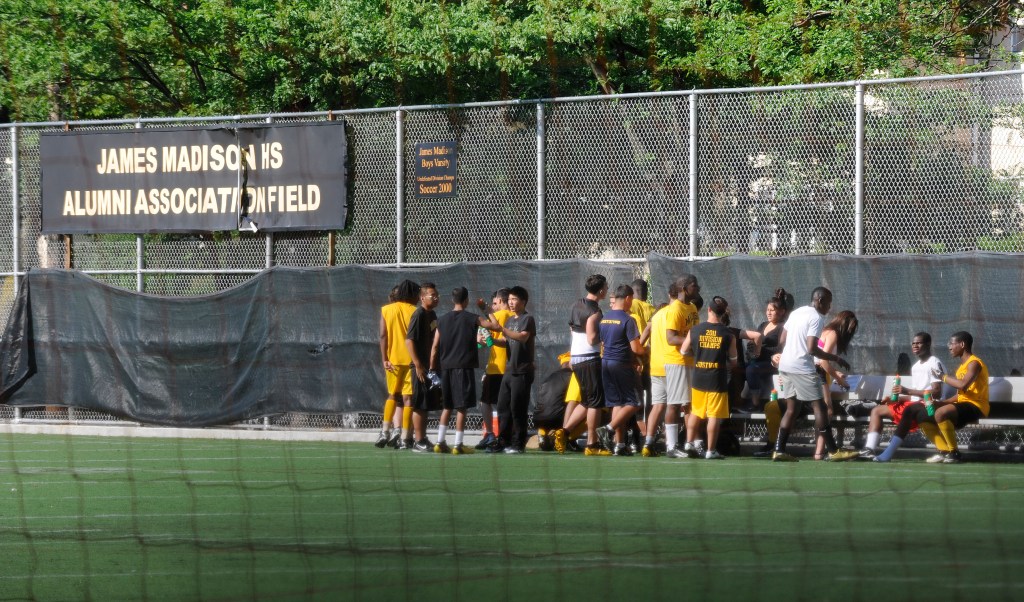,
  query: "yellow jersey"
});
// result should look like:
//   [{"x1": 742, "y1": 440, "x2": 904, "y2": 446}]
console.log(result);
[
  {"x1": 662, "y1": 299, "x2": 698, "y2": 367},
  {"x1": 485, "y1": 308, "x2": 514, "y2": 375},
  {"x1": 956, "y1": 355, "x2": 990, "y2": 417},
  {"x1": 630, "y1": 299, "x2": 655, "y2": 336},
  {"x1": 381, "y1": 301, "x2": 417, "y2": 365},
  {"x1": 649, "y1": 308, "x2": 670, "y2": 377}
]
